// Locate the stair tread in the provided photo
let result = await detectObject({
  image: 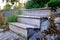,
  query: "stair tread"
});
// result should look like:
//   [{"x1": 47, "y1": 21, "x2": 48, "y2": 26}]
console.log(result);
[
  {"x1": 9, "y1": 22, "x2": 40, "y2": 29},
  {"x1": 17, "y1": 15, "x2": 41, "y2": 19}
]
